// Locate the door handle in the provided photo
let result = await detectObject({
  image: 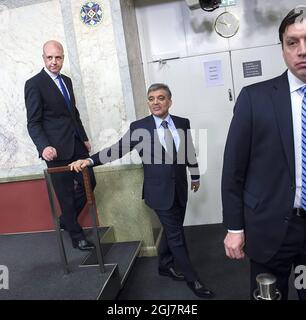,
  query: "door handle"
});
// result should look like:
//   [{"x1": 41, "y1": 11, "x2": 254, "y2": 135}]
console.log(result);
[{"x1": 228, "y1": 89, "x2": 233, "y2": 101}]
